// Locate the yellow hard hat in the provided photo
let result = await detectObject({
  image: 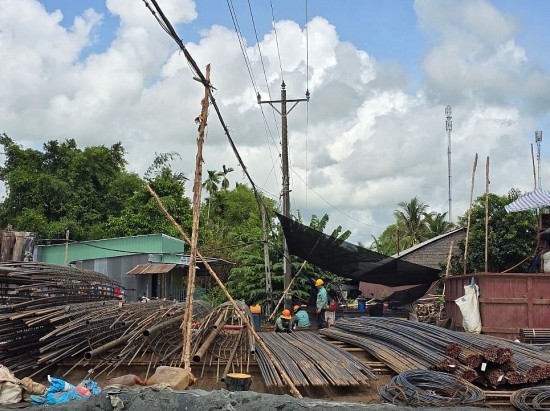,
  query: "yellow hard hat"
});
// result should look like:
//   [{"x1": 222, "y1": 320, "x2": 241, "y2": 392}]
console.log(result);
[
  {"x1": 281, "y1": 309, "x2": 292, "y2": 319},
  {"x1": 315, "y1": 279, "x2": 324, "y2": 286}
]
